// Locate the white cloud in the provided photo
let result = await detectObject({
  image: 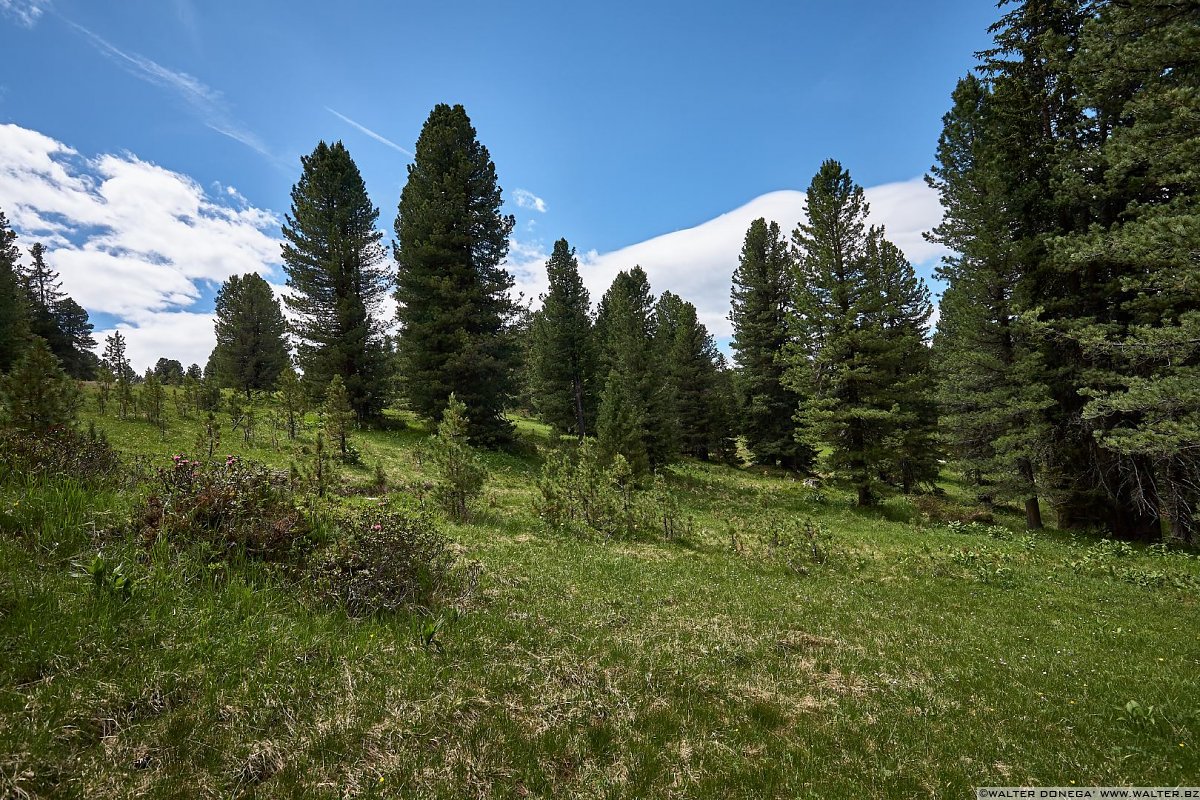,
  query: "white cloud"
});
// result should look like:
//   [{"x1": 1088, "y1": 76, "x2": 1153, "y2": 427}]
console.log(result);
[
  {"x1": 513, "y1": 189, "x2": 547, "y2": 213},
  {"x1": 97, "y1": 311, "x2": 217, "y2": 374},
  {"x1": 0, "y1": 0, "x2": 49, "y2": 27},
  {"x1": 0, "y1": 123, "x2": 284, "y2": 371},
  {"x1": 326, "y1": 108, "x2": 413, "y2": 156},
  {"x1": 507, "y1": 177, "x2": 946, "y2": 338}
]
